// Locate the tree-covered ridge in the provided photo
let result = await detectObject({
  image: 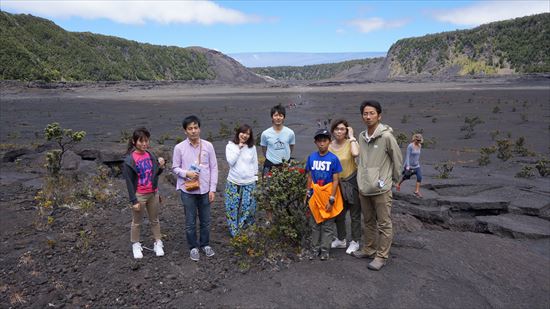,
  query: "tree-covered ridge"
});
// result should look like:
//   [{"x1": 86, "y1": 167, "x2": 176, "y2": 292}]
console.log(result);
[
  {"x1": 388, "y1": 13, "x2": 550, "y2": 76},
  {"x1": 250, "y1": 58, "x2": 382, "y2": 81},
  {"x1": 0, "y1": 11, "x2": 215, "y2": 81}
]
